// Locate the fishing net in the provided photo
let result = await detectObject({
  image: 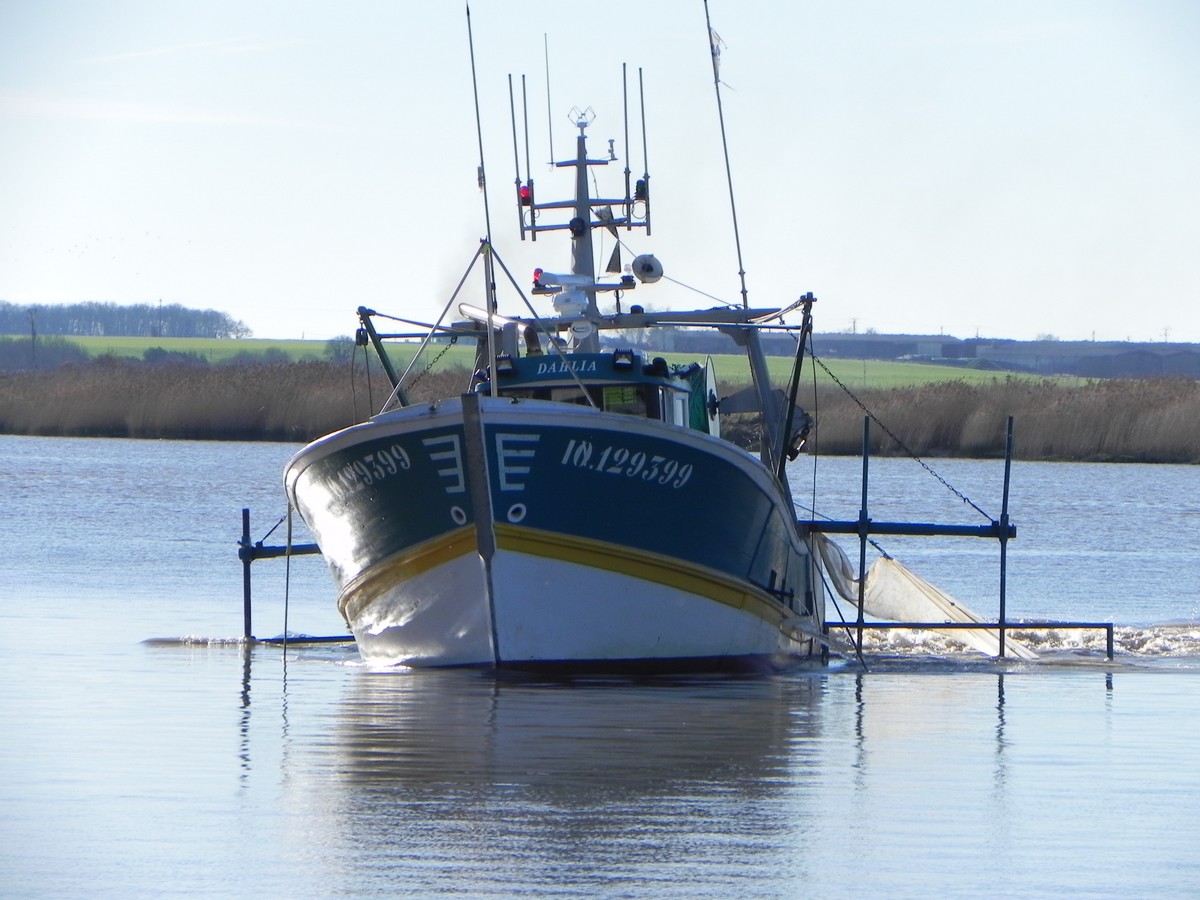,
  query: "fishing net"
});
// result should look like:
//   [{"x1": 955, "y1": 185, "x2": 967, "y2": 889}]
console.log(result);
[{"x1": 815, "y1": 534, "x2": 1038, "y2": 660}]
